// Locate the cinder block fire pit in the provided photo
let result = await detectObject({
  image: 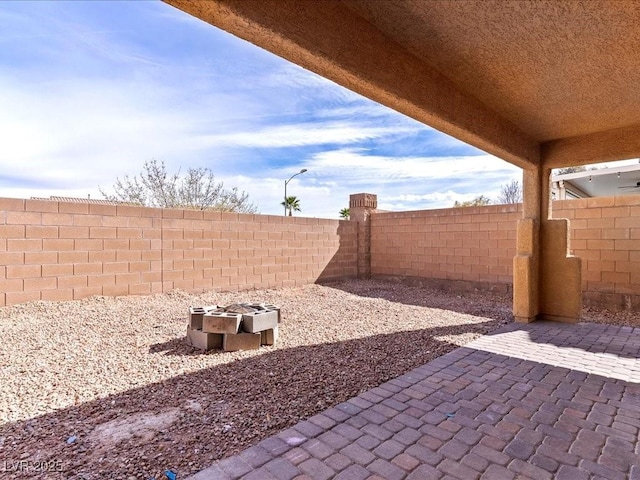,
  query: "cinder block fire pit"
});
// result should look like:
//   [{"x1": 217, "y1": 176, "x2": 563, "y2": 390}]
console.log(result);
[{"x1": 186, "y1": 303, "x2": 280, "y2": 352}]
